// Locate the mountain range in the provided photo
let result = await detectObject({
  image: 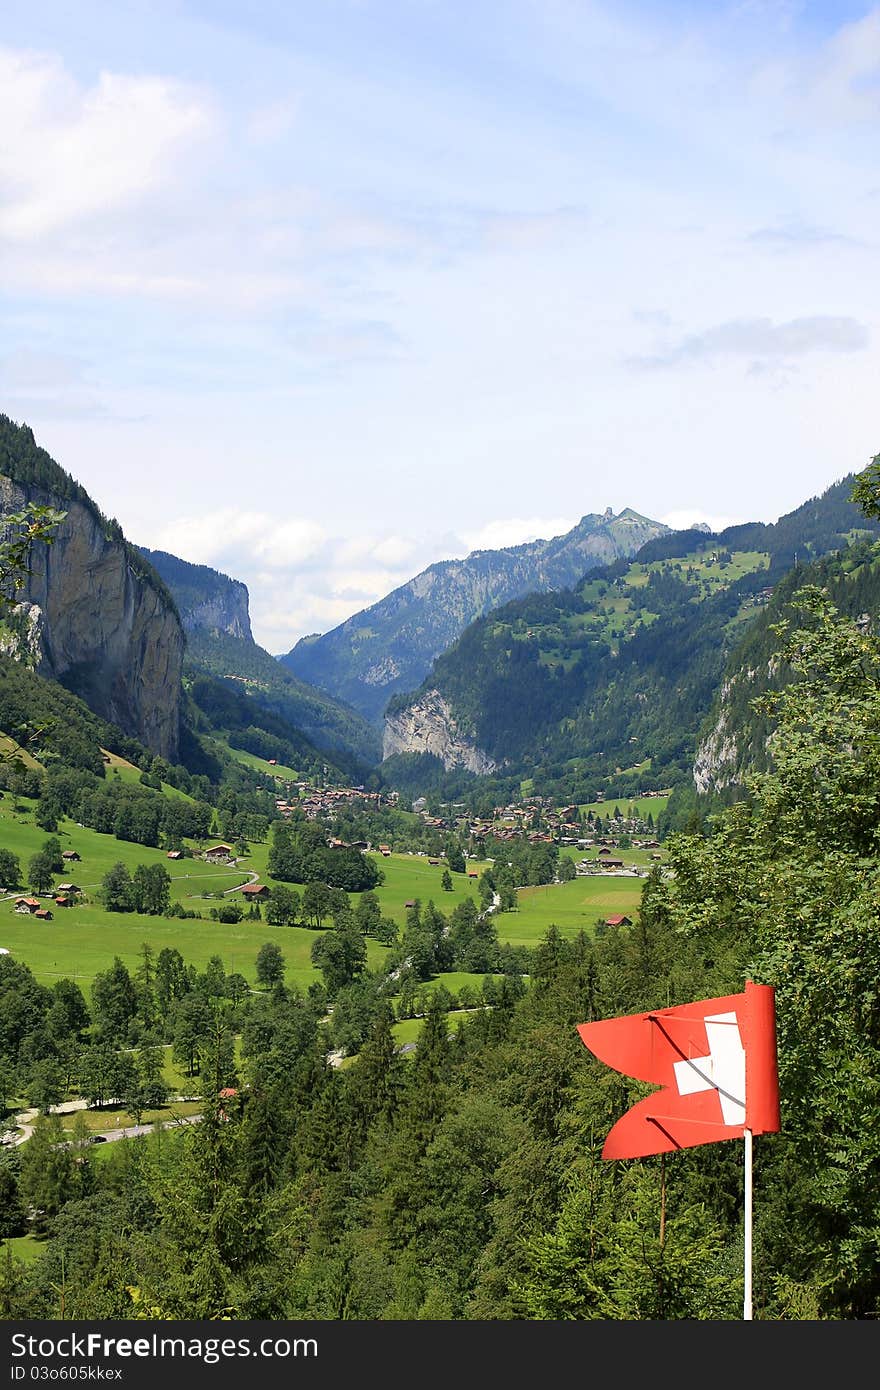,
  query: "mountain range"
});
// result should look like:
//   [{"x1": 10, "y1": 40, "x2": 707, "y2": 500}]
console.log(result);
[
  {"x1": 280, "y1": 506, "x2": 671, "y2": 722},
  {"x1": 3, "y1": 411, "x2": 880, "y2": 830},
  {"x1": 379, "y1": 473, "x2": 880, "y2": 814}
]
